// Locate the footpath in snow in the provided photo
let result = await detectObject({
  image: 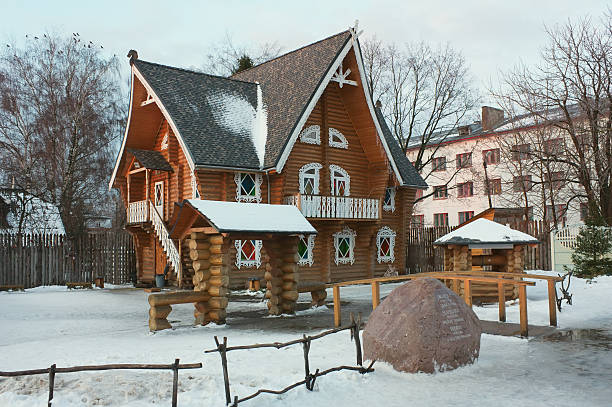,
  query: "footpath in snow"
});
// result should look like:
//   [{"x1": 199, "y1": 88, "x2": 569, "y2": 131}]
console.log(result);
[{"x1": 0, "y1": 272, "x2": 611, "y2": 406}]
